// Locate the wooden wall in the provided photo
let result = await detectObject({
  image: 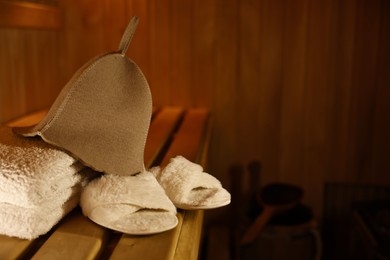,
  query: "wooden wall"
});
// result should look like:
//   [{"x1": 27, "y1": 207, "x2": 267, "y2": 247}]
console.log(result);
[
  {"x1": 1, "y1": 0, "x2": 389, "y2": 218},
  {"x1": 0, "y1": 0, "x2": 61, "y2": 122}
]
